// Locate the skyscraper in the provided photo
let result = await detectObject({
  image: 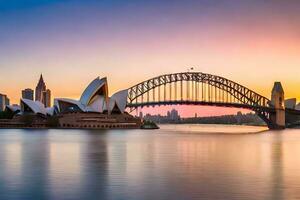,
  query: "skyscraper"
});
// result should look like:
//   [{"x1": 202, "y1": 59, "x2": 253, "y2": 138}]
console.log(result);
[
  {"x1": 42, "y1": 89, "x2": 51, "y2": 107},
  {"x1": 0, "y1": 94, "x2": 9, "y2": 111},
  {"x1": 5, "y1": 97, "x2": 9, "y2": 107},
  {"x1": 167, "y1": 108, "x2": 180, "y2": 121},
  {"x1": 35, "y1": 74, "x2": 52, "y2": 107},
  {"x1": 22, "y1": 88, "x2": 34, "y2": 100},
  {"x1": 35, "y1": 74, "x2": 46, "y2": 102}
]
